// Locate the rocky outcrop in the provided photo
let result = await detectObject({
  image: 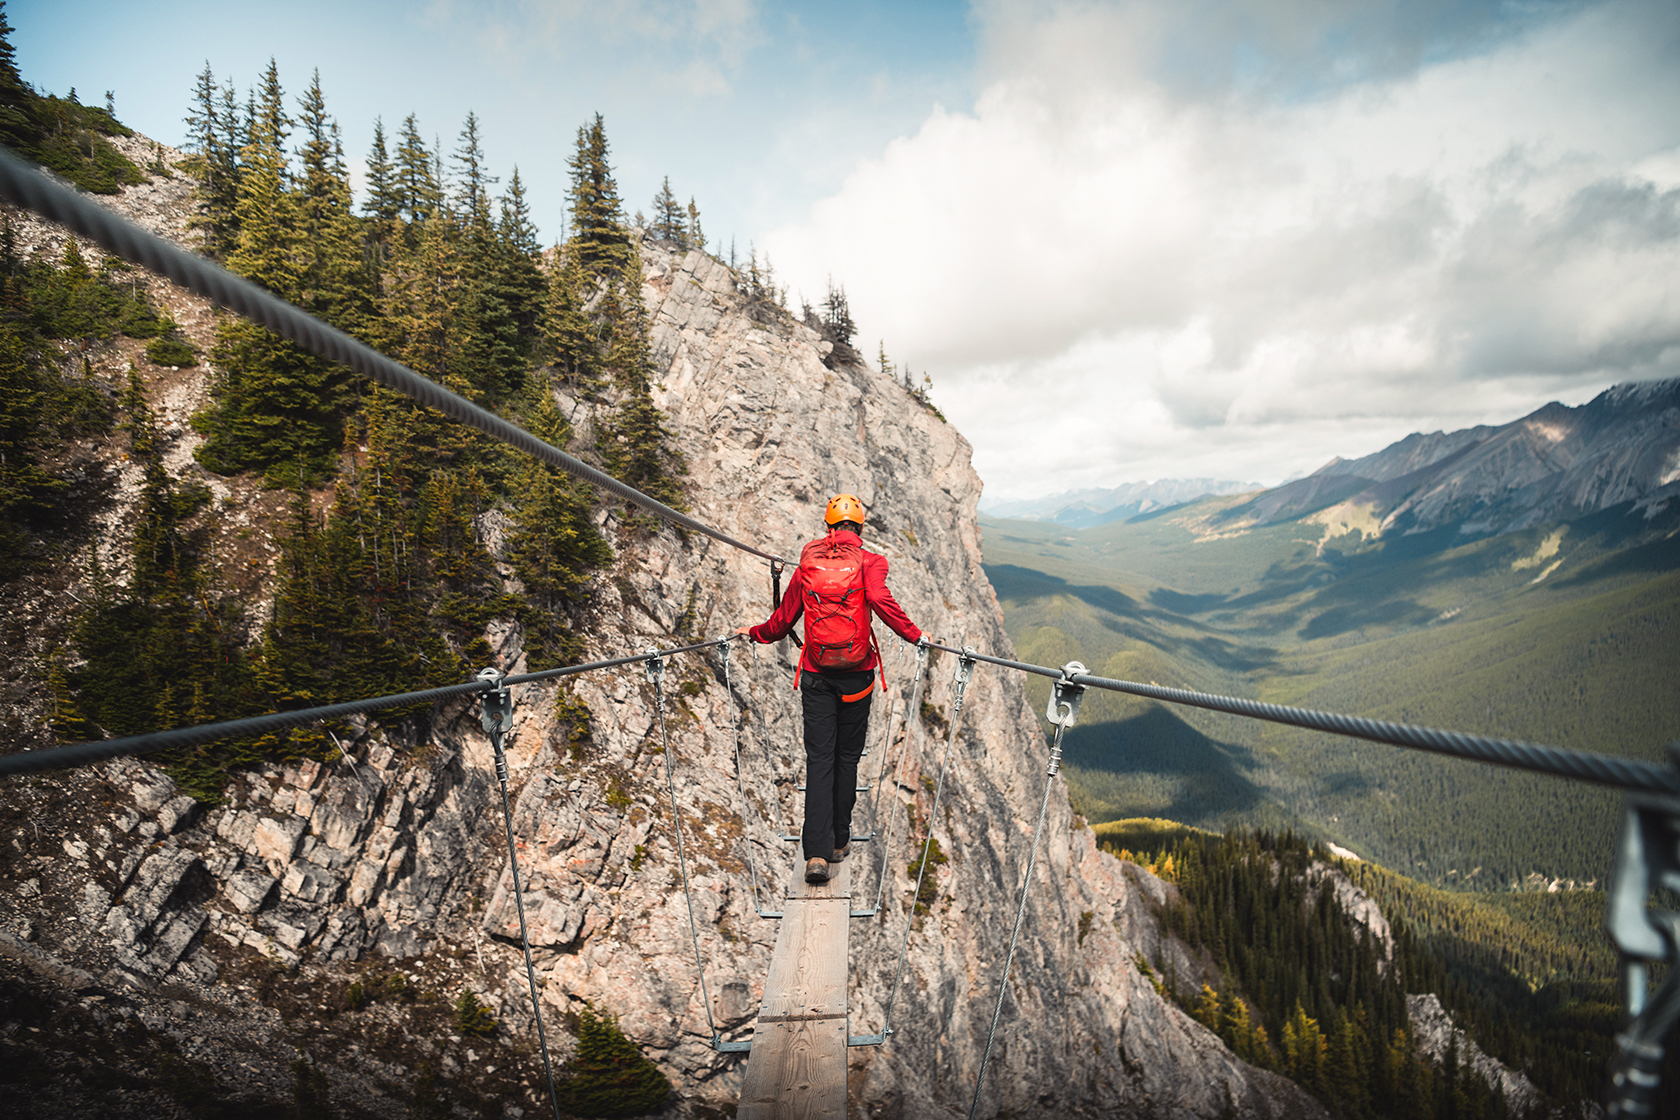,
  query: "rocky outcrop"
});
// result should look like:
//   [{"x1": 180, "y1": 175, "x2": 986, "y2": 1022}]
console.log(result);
[
  {"x1": 1408, "y1": 993, "x2": 1542, "y2": 1114},
  {"x1": 0, "y1": 158, "x2": 1327, "y2": 1117}
]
